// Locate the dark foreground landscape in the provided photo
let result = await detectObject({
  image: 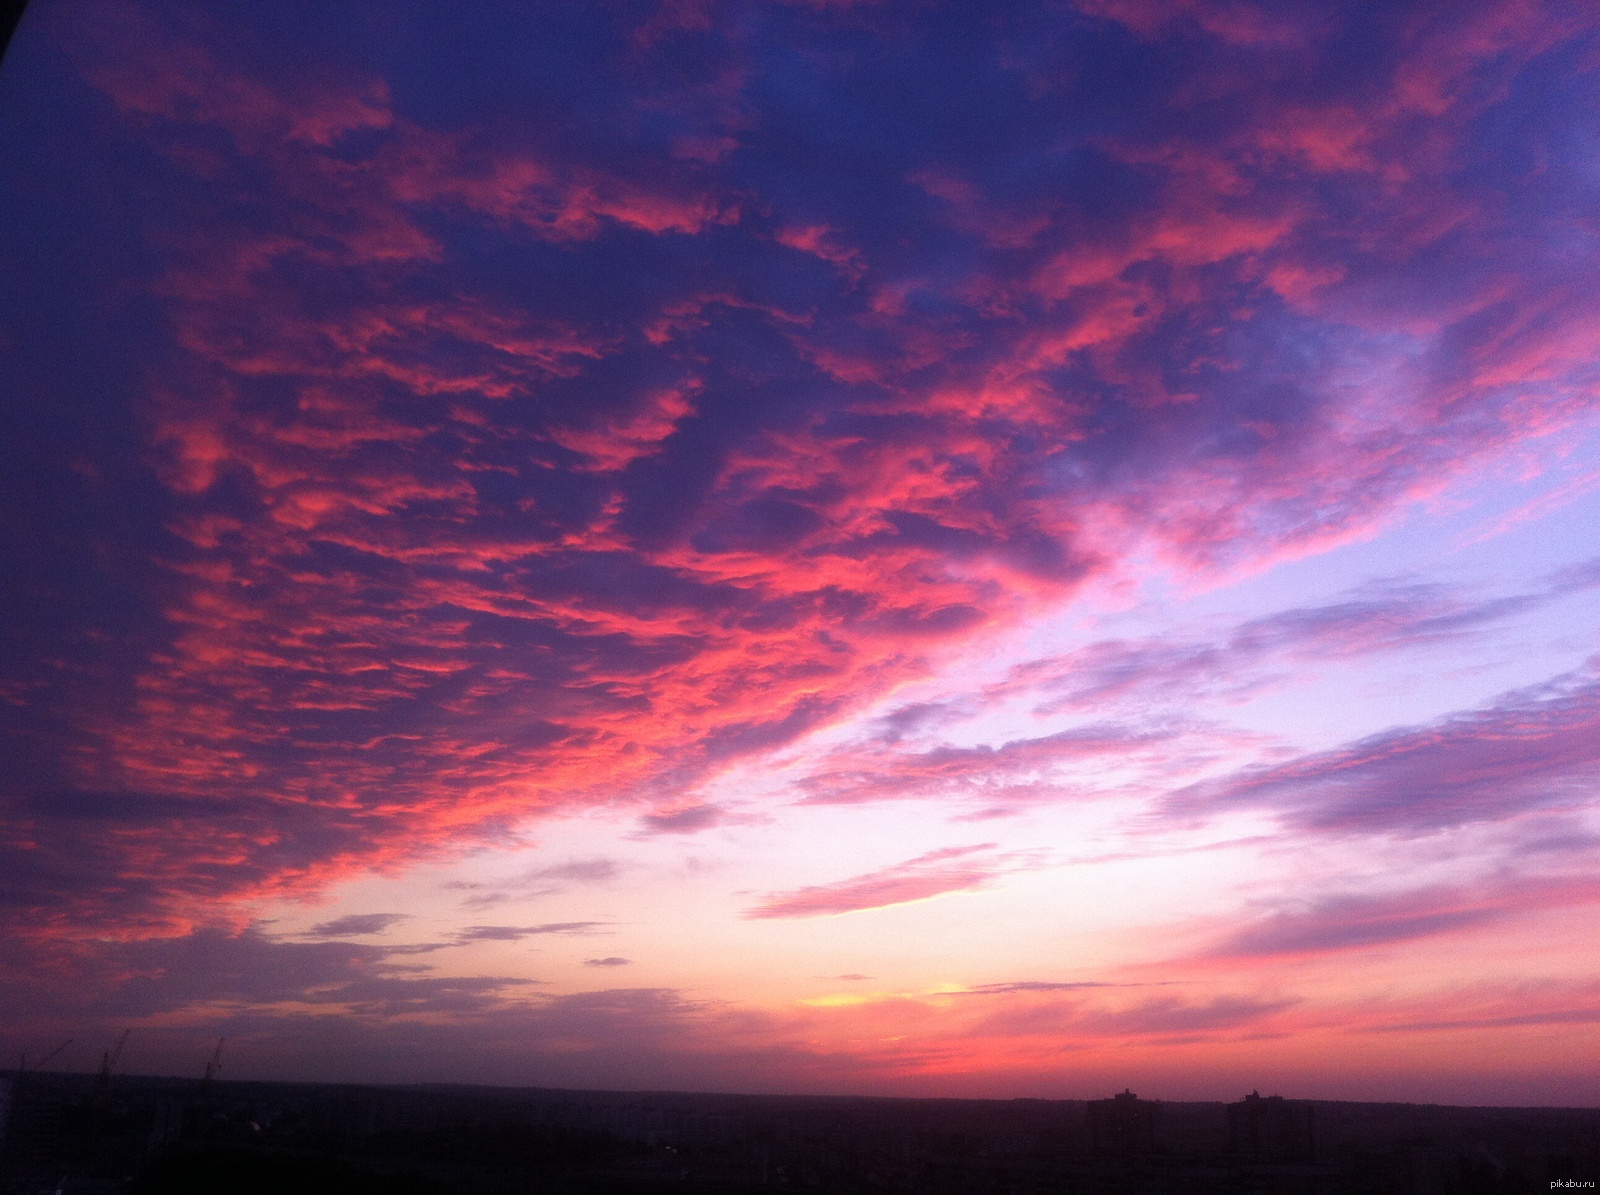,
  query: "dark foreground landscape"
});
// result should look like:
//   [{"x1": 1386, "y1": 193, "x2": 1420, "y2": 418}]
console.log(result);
[{"x1": 1, "y1": 1072, "x2": 1595, "y2": 1194}]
